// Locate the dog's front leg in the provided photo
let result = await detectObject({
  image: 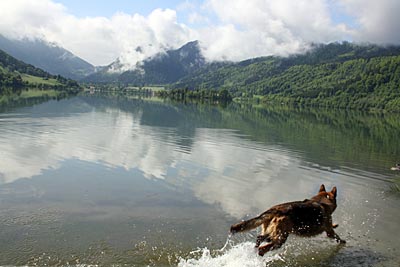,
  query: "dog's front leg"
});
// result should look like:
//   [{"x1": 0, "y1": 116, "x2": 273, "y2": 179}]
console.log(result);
[{"x1": 326, "y1": 229, "x2": 346, "y2": 244}]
